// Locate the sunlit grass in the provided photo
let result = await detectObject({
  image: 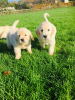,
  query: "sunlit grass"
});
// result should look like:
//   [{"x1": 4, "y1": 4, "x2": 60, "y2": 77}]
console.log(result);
[{"x1": 0, "y1": 7, "x2": 75, "y2": 100}]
